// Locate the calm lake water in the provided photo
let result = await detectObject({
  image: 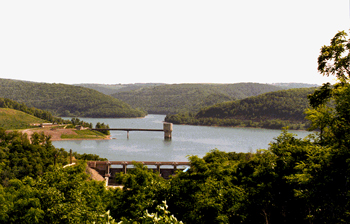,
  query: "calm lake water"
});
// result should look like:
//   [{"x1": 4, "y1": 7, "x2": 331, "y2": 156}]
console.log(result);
[{"x1": 52, "y1": 115, "x2": 311, "y2": 162}]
